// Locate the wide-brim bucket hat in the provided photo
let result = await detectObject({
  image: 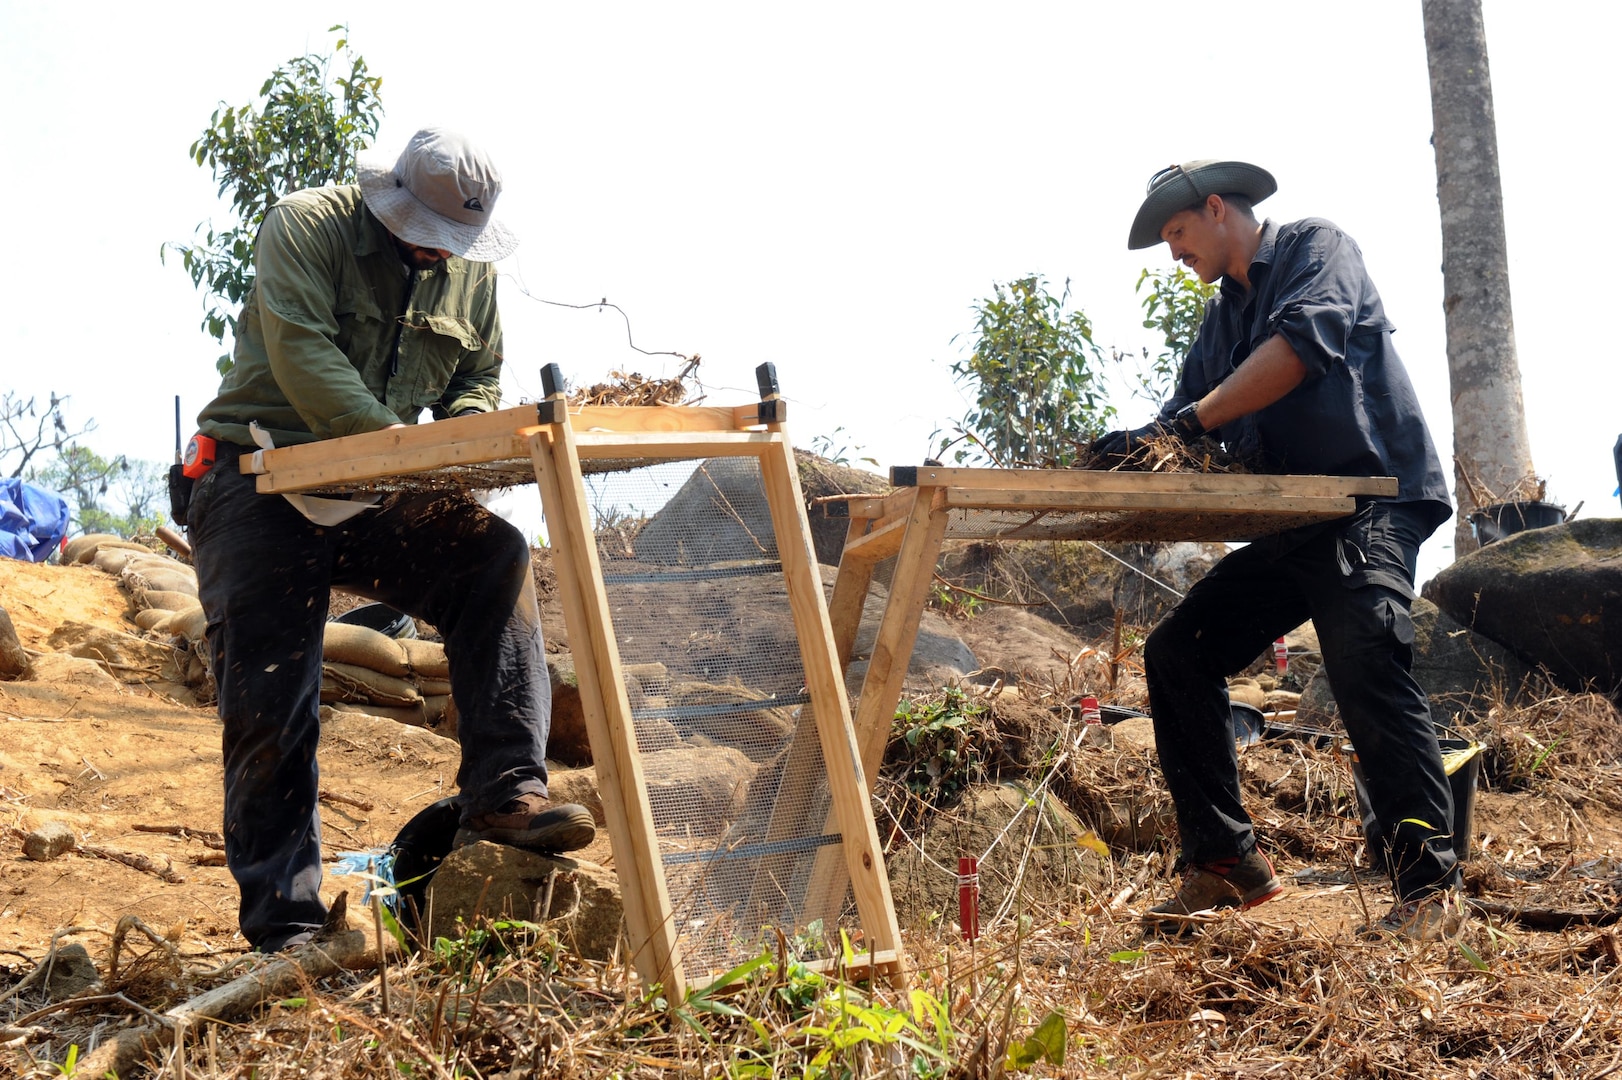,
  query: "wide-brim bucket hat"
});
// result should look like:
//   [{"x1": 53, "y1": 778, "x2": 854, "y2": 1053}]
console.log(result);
[
  {"x1": 1127, "y1": 160, "x2": 1276, "y2": 250},
  {"x1": 357, "y1": 128, "x2": 519, "y2": 262}
]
